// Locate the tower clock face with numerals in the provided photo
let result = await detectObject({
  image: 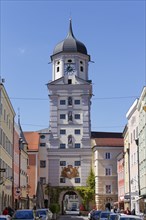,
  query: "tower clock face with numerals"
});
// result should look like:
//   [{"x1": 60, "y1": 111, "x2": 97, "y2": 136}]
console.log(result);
[{"x1": 64, "y1": 63, "x2": 75, "y2": 75}]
